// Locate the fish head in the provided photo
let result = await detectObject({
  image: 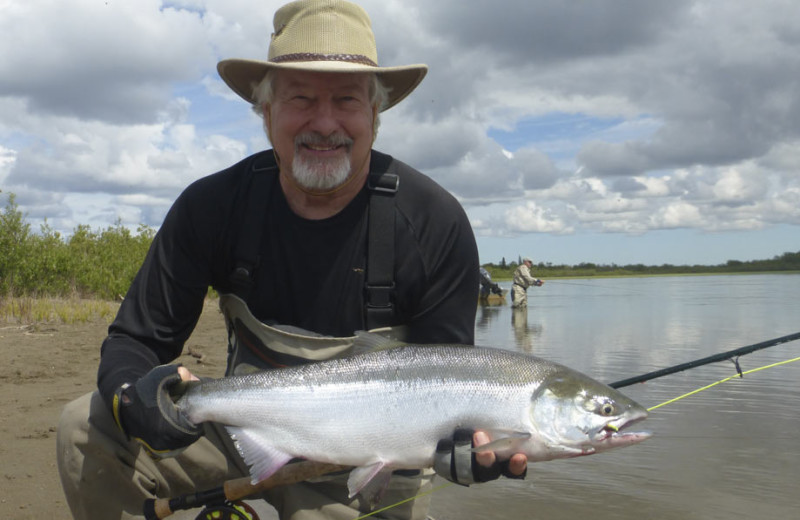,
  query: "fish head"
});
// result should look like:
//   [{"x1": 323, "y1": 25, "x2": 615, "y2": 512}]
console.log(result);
[{"x1": 529, "y1": 371, "x2": 651, "y2": 459}]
